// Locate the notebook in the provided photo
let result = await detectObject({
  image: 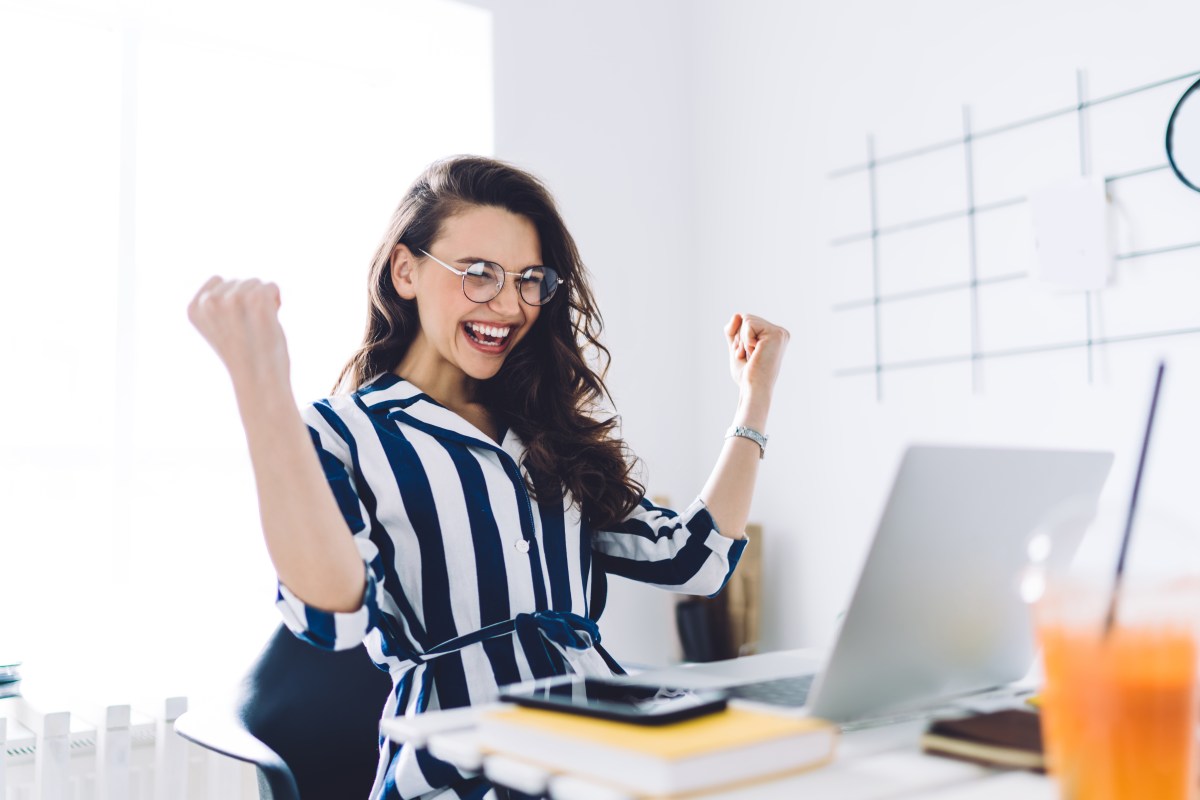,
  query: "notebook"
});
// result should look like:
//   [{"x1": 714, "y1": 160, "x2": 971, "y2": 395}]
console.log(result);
[
  {"x1": 636, "y1": 444, "x2": 1113, "y2": 724},
  {"x1": 921, "y1": 708, "x2": 1045, "y2": 771}
]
